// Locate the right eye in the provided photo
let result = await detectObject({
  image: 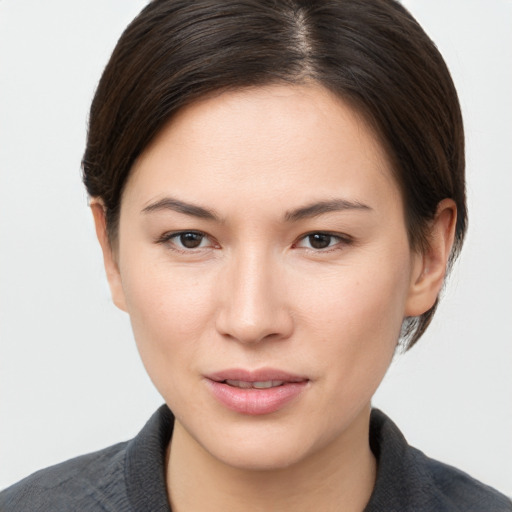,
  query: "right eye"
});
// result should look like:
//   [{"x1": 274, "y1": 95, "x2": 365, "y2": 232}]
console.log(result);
[{"x1": 158, "y1": 231, "x2": 214, "y2": 251}]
